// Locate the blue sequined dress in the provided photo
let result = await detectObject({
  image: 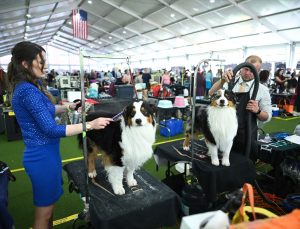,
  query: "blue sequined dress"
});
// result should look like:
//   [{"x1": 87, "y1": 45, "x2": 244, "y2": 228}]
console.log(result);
[{"x1": 12, "y1": 82, "x2": 66, "y2": 206}]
